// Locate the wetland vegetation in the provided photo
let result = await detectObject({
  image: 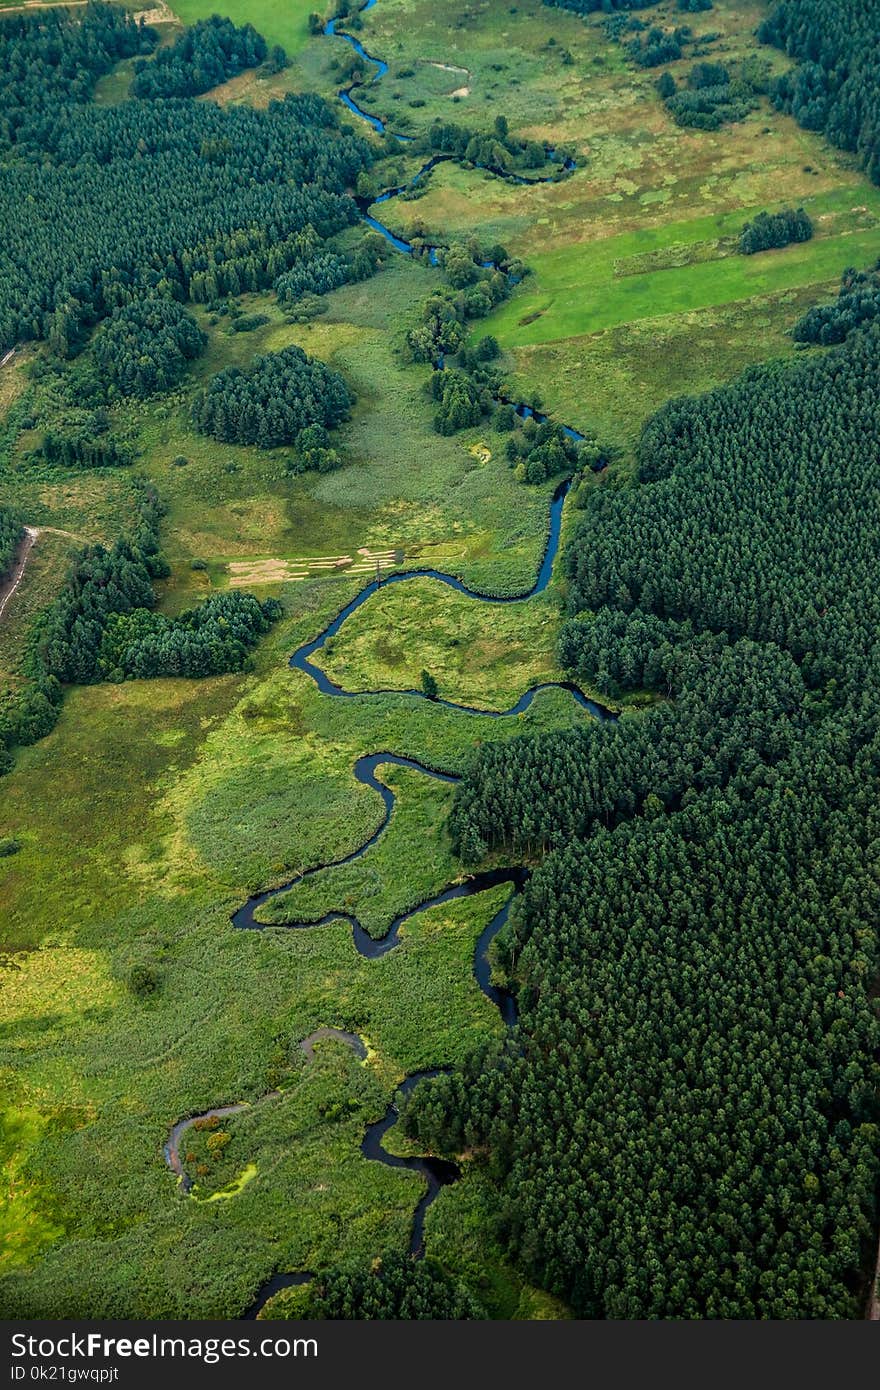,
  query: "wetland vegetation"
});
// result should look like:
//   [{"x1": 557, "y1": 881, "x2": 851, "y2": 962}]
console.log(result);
[{"x1": 1, "y1": 0, "x2": 879, "y2": 1323}]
